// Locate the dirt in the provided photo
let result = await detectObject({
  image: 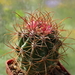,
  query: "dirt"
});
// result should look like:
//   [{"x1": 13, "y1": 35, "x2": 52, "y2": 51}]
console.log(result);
[{"x1": 8, "y1": 61, "x2": 25, "y2": 75}]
